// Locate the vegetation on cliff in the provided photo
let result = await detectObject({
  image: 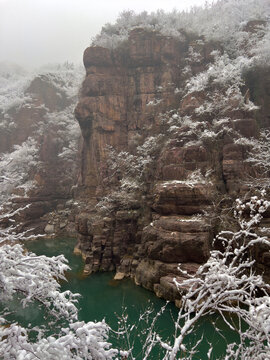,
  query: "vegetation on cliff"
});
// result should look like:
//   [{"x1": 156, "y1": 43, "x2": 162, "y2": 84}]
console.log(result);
[
  {"x1": 93, "y1": 0, "x2": 270, "y2": 63},
  {"x1": 1, "y1": 0, "x2": 270, "y2": 358},
  {"x1": 0, "y1": 62, "x2": 83, "y2": 233}
]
